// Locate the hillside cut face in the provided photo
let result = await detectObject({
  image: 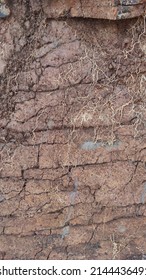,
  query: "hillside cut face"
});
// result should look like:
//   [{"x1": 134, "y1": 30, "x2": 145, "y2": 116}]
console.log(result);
[
  {"x1": 42, "y1": 0, "x2": 146, "y2": 19},
  {"x1": 0, "y1": 0, "x2": 146, "y2": 260}
]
